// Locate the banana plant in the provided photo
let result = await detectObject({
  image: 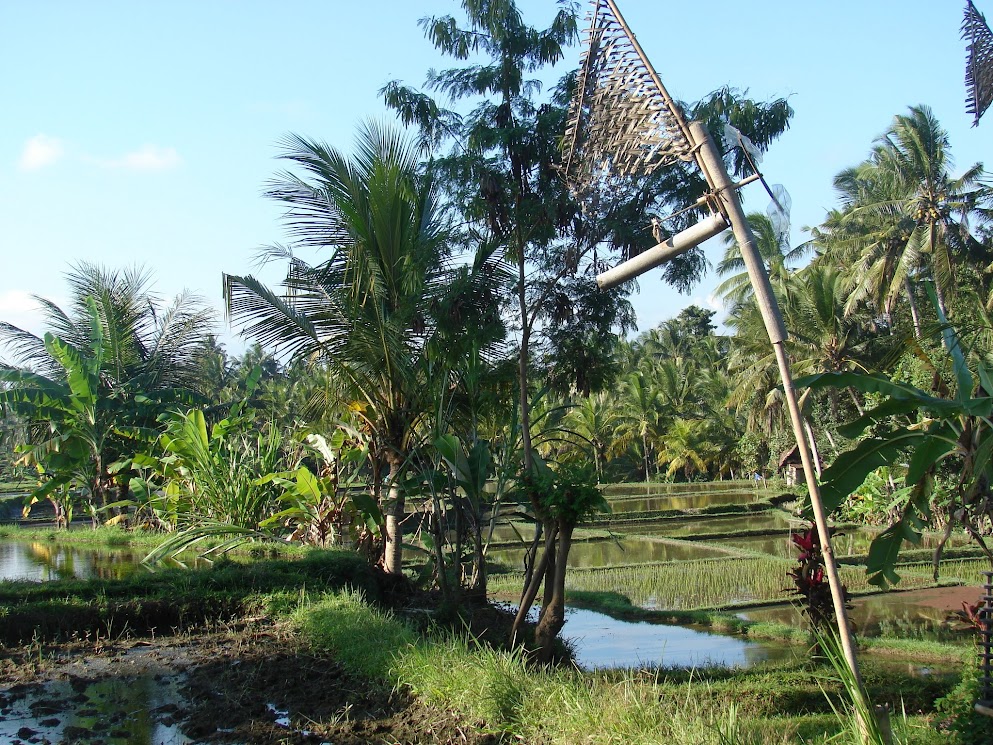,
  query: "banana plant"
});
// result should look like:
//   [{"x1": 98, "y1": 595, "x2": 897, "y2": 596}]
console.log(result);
[{"x1": 797, "y1": 286, "x2": 993, "y2": 587}]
